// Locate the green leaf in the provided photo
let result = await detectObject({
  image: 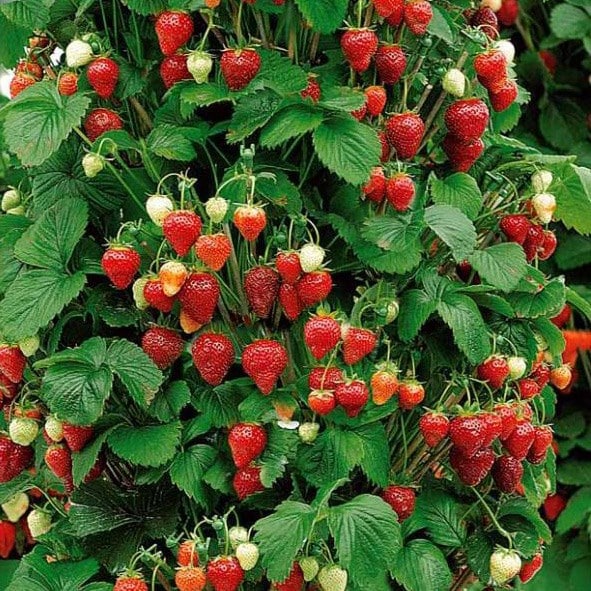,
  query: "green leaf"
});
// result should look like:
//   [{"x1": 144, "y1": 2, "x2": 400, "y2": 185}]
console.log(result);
[
  {"x1": 259, "y1": 426, "x2": 300, "y2": 488},
  {"x1": 257, "y1": 171, "x2": 302, "y2": 214},
  {"x1": 149, "y1": 381, "x2": 191, "y2": 422},
  {"x1": 72, "y1": 427, "x2": 117, "y2": 487},
  {"x1": 550, "y1": 3, "x2": 591, "y2": 39},
  {"x1": 200, "y1": 382, "x2": 244, "y2": 427},
  {"x1": 392, "y1": 539, "x2": 452, "y2": 591},
  {"x1": 566, "y1": 286, "x2": 591, "y2": 320},
  {"x1": 14, "y1": 198, "x2": 88, "y2": 271},
  {"x1": 0, "y1": 269, "x2": 86, "y2": 342},
  {"x1": 2, "y1": 81, "x2": 90, "y2": 167},
  {"x1": 556, "y1": 488, "x2": 591, "y2": 534},
  {"x1": 428, "y1": 5, "x2": 453, "y2": 43},
  {"x1": 259, "y1": 104, "x2": 324, "y2": 148},
  {"x1": 0, "y1": 472, "x2": 34, "y2": 505},
  {"x1": 398, "y1": 290, "x2": 438, "y2": 341},
  {"x1": 227, "y1": 90, "x2": 282, "y2": 143},
  {"x1": 424, "y1": 204, "x2": 477, "y2": 261},
  {"x1": 147, "y1": 124, "x2": 196, "y2": 161},
  {"x1": 554, "y1": 411, "x2": 586, "y2": 440},
  {"x1": 254, "y1": 500, "x2": 316, "y2": 581},
  {"x1": 124, "y1": 0, "x2": 166, "y2": 15},
  {"x1": 318, "y1": 86, "x2": 366, "y2": 112},
  {"x1": 362, "y1": 210, "x2": 425, "y2": 251},
  {"x1": 0, "y1": 14, "x2": 30, "y2": 68},
  {"x1": 467, "y1": 243, "x2": 527, "y2": 292},
  {"x1": 313, "y1": 115, "x2": 381, "y2": 185},
  {"x1": 1, "y1": 0, "x2": 50, "y2": 30},
  {"x1": 257, "y1": 49, "x2": 308, "y2": 95},
  {"x1": 180, "y1": 83, "x2": 230, "y2": 108},
  {"x1": 108, "y1": 422, "x2": 181, "y2": 467},
  {"x1": 355, "y1": 423, "x2": 390, "y2": 487},
  {"x1": 539, "y1": 98, "x2": 587, "y2": 152},
  {"x1": 465, "y1": 528, "x2": 493, "y2": 583},
  {"x1": 507, "y1": 278, "x2": 565, "y2": 318},
  {"x1": 557, "y1": 460, "x2": 591, "y2": 486},
  {"x1": 552, "y1": 164, "x2": 591, "y2": 235},
  {"x1": 555, "y1": 233, "x2": 591, "y2": 270},
  {"x1": 293, "y1": 0, "x2": 348, "y2": 33},
  {"x1": 429, "y1": 173, "x2": 482, "y2": 220},
  {"x1": 169, "y1": 444, "x2": 216, "y2": 507},
  {"x1": 329, "y1": 495, "x2": 402, "y2": 589},
  {"x1": 532, "y1": 317, "x2": 565, "y2": 361},
  {"x1": 497, "y1": 498, "x2": 551, "y2": 541}
]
